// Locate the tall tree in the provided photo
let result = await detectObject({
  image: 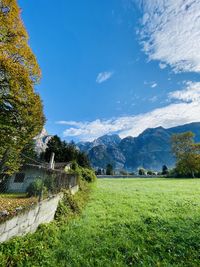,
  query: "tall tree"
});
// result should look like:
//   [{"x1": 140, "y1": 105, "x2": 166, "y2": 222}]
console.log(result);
[
  {"x1": 171, "y1": 132, "x2": 200, "y2": 177},
  {"x1": 0, "y1": 1, "x2": 45, "y2": 177},
  {"x1": 106, "y1": 164, "x2": 114, "y2": 175},
  {"x1": 162, "y1": 165, "x2": 169, "y2": 175},
  {"x1": 41, "y1": 135, "x2": 91, "y2": 168}
]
